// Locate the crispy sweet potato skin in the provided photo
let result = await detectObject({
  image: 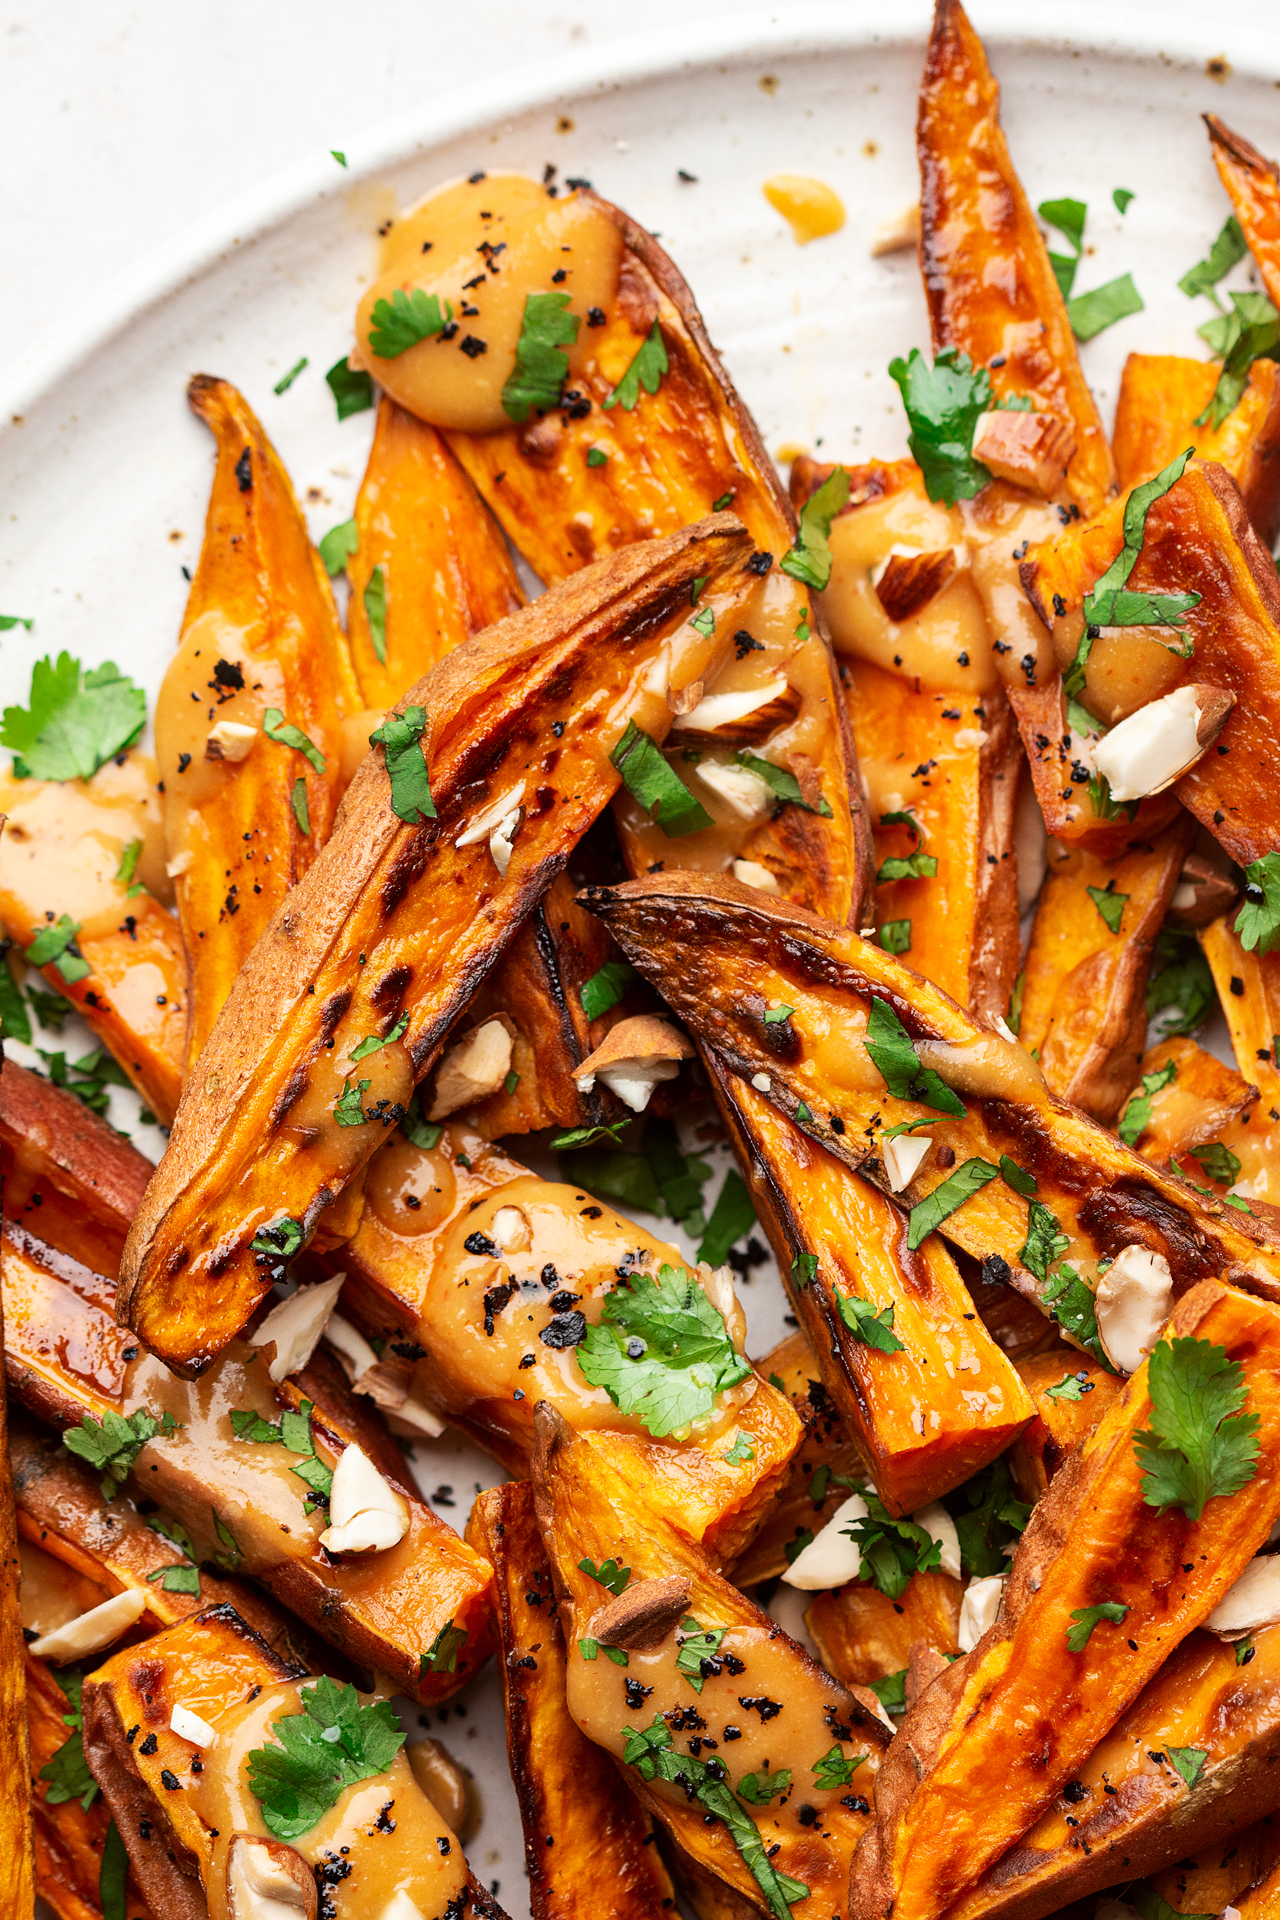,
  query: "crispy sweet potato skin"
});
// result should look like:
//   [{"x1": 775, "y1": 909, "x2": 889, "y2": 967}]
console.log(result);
[
  {"x1": 917, "y1": 0, "x2": 1116, "y2": 518},
  {"x1": 1018, "y1": 816, "x2": 1195, "y2": 1123},
  {"x1": 1113, "y1": 353, "x2": 1280, "y2": 547},
  {"x1": 121, "y1": 516, "x2": 753, "y2": 1374},
  {"x1": 853, "y1": 1280, "x2": 1280, "y2": 1920},
  {"x1": 808, "y1": 1572, "x2": 961, "y2": 1693},
  {"x1": 467, "y1": 1482, "x2": 675, "y2": 1920},
  {"x1": 583, "y1": 873, "x2": 1280, "y2": 1326},
  {"x1": 1207, "y1": 116, "x2": 1280, "y2": 311},
  {"x1": 708, "y1": 1058, "x2": 1033, "y2": 1515}
]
